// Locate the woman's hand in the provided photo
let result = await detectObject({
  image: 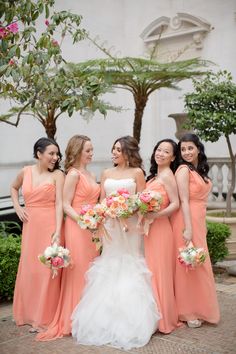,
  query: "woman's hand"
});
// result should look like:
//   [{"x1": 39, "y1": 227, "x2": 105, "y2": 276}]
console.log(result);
[
  {"x1": 15, "y1": 206, "x2": 28, "y2": 223},
  {"x1": 183, "y1": 229, "x2": 192, "y2": 246},
  {"x1": 51, "y1": 232, "x2": 60, "y2": 245}
]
